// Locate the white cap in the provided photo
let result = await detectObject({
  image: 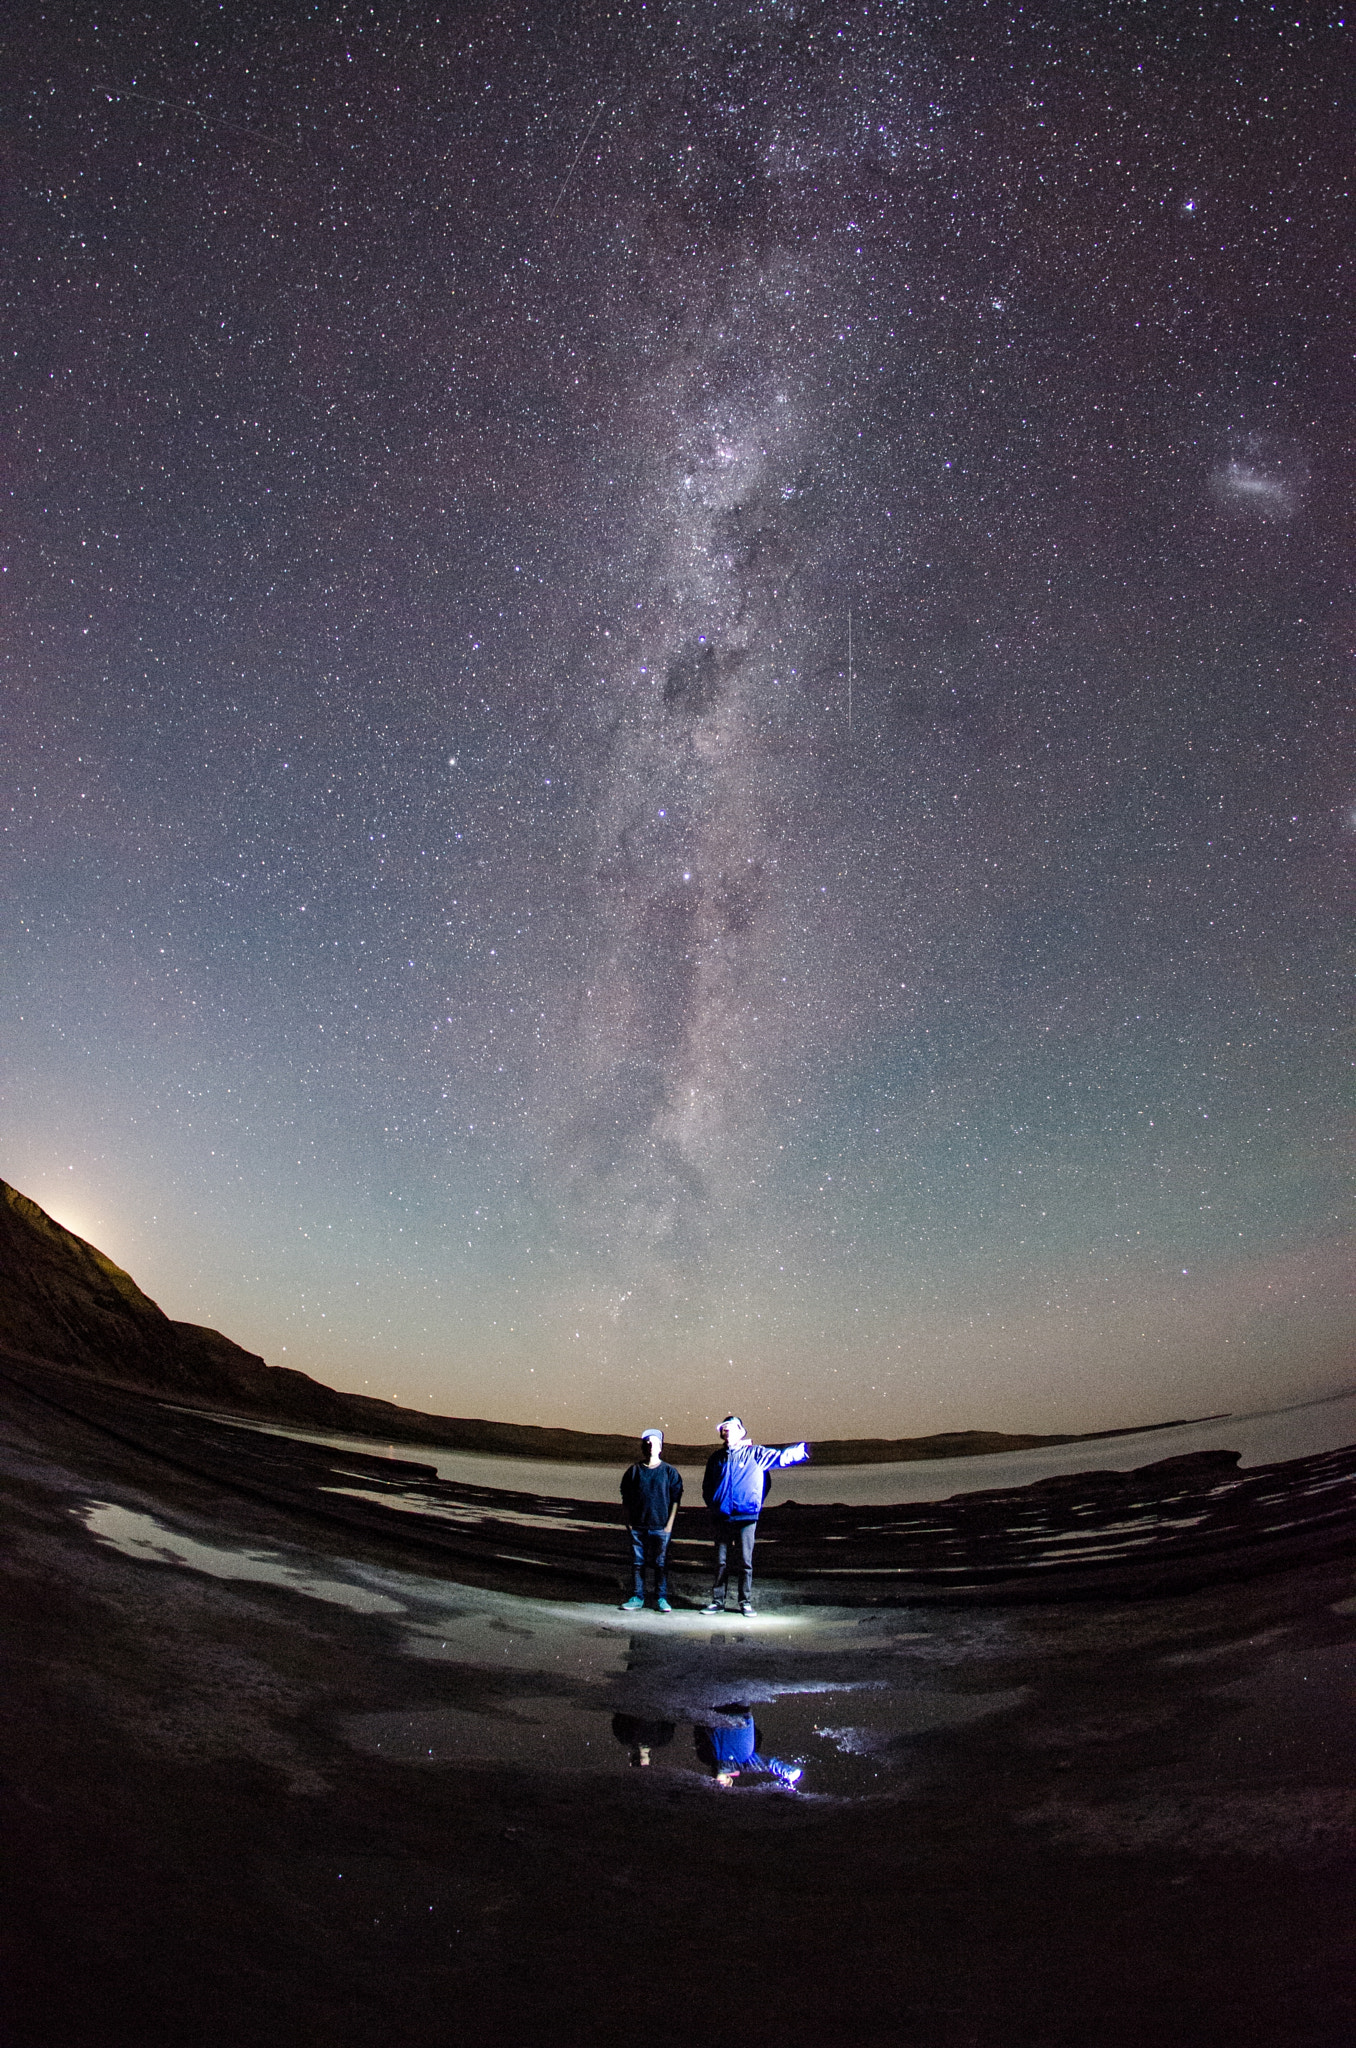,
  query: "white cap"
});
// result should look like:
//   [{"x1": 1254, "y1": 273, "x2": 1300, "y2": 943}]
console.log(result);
[{"x1": 640, "y1": 1427, "x2": 663, "y2": 1442}]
